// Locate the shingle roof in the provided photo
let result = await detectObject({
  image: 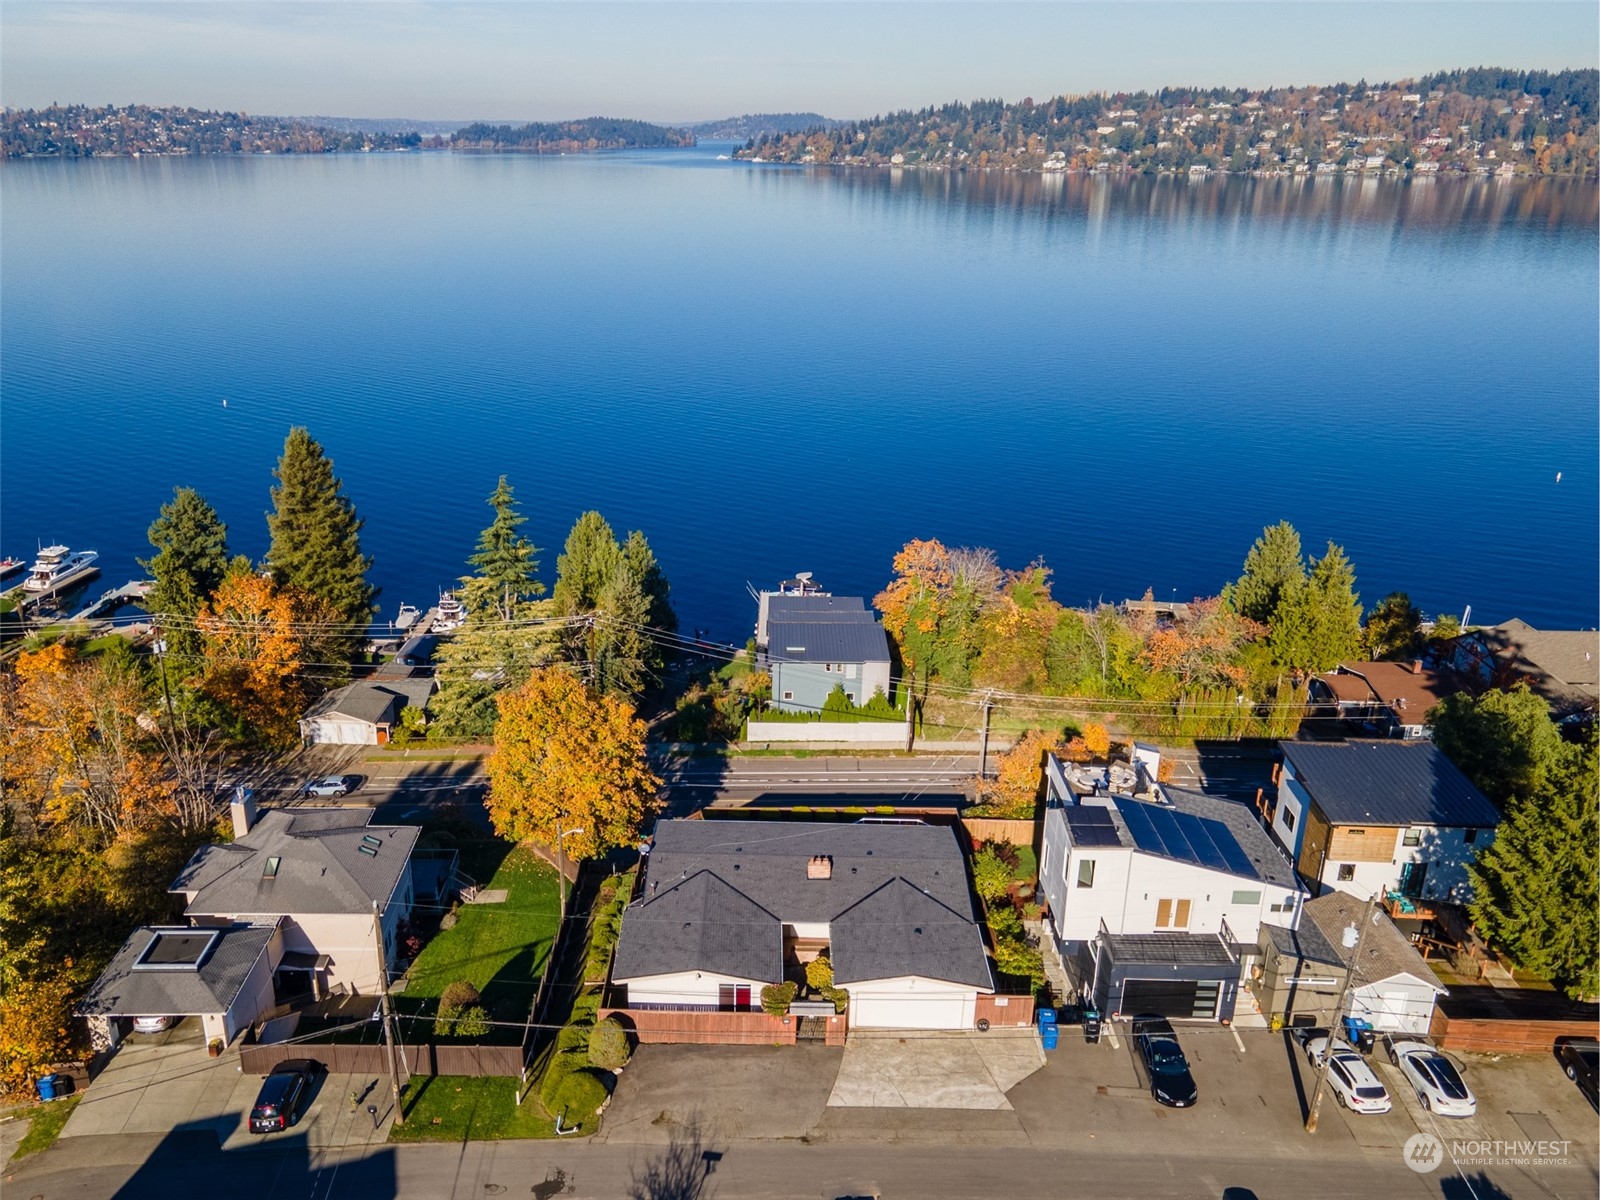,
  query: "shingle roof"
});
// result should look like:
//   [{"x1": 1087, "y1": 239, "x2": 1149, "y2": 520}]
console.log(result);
[
  {"x1": 767, "y1": 620, "x2": 890, "y2": 664},
  {"x1": 1462, "y1": 620, "x2": 1598, "y2": 716},
  {"x1": 76, "y1": 923, "x2": 277, "y2": 1018},
  {"x1": 1263, "y1": 915, "x2": 1344, "y2": 967},
  {"x1": 1301, "y1": 893, "x2": 1444, "y2": 991},
  {"x1": 621, "y1": 819, "x2": 990, "y2": 988},
  {"x1": 1315, "y1": 662, "x2": 1457, "y2": 721},
  {"x1": 830, "y1": 878, "x2": 994, "y2": 989},
  {"x1": 172, "y1": 809, "x2": 419, "y2": 916},
  {"x1": 611, "y1": 870, "x2": 782, "y2": 983},
  {"x1": 1280, "y1": 740, "x2": 1500, "y2": 828},
  {"x1": 303, "y1": 680, "x2": 432, "y2": 726}
]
